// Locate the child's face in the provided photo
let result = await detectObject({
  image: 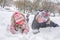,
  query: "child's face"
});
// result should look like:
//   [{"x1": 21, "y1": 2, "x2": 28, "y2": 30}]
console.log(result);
[
  {"x1": 37, "y1": 15, "x2": 48, "y2": 23},
  {"x1": 17, "y1": 24, "x2": 25, "y2": 30},
  {"x1": 17, "y1": 24, "x2": 22, "y2": 27},
  {"x1": 17, "y1": 22, "x2": 25, "y2": 28},
  {"x1": 37, "y1": 15, "x2": 44, "y2": 23}
]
